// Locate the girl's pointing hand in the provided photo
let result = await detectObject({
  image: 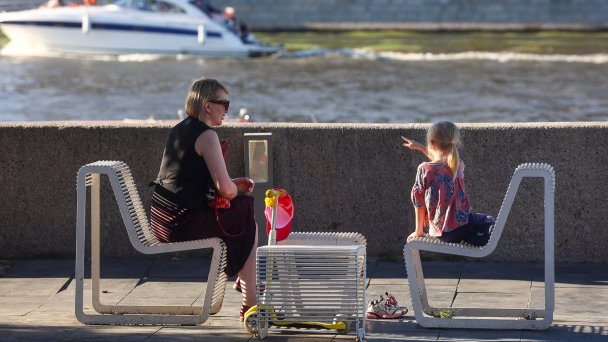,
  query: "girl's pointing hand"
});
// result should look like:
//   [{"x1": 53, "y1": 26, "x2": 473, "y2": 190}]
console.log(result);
[{"x1": 401, "y1": 136, "x2": 424, "y2": 151}]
